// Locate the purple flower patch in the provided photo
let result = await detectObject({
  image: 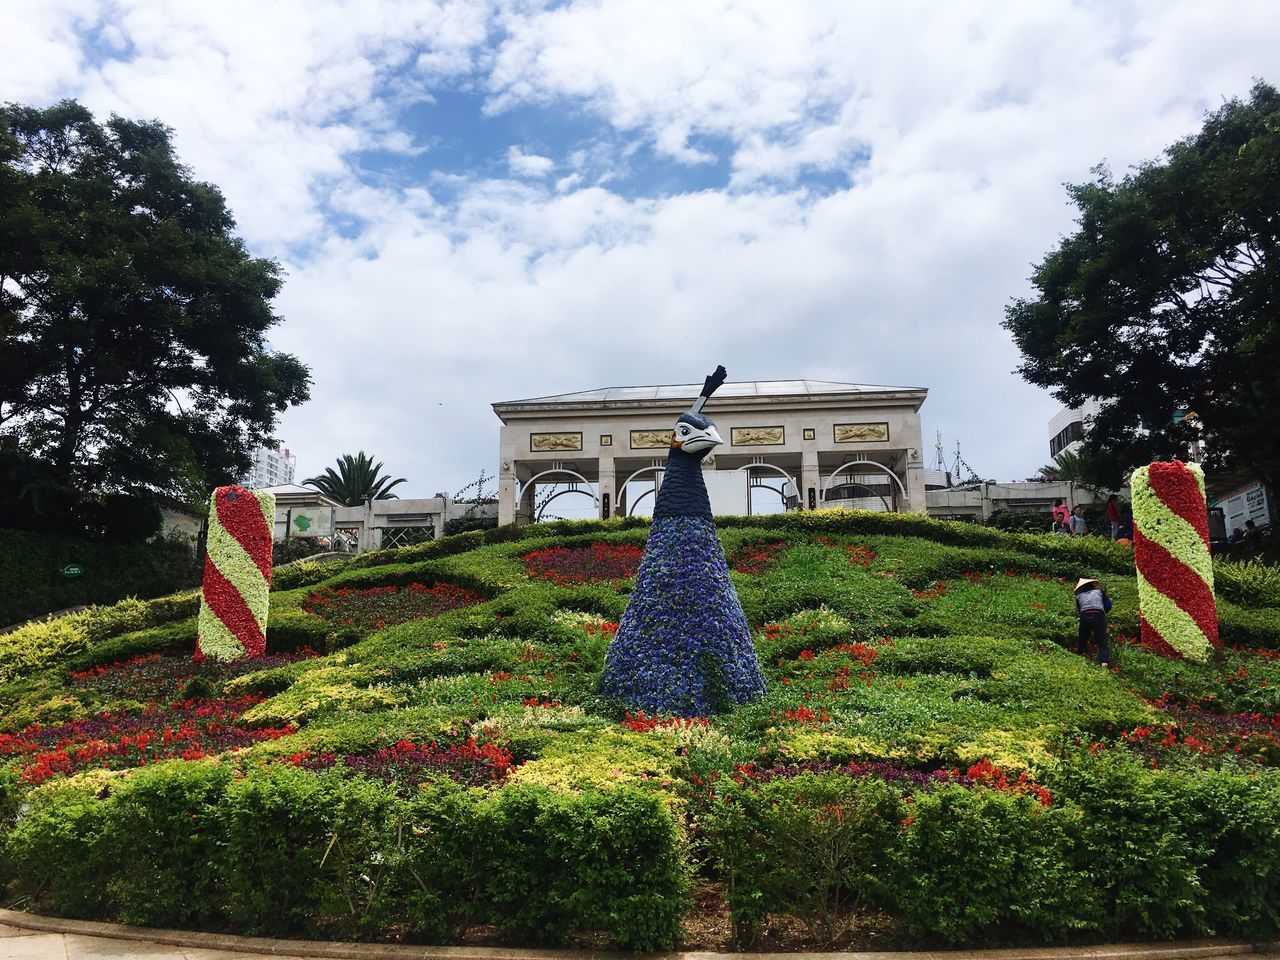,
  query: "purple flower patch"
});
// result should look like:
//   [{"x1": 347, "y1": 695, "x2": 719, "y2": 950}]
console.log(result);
[{"x1": 600, "y1": 516, "x2": 766, "y2": 715}]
